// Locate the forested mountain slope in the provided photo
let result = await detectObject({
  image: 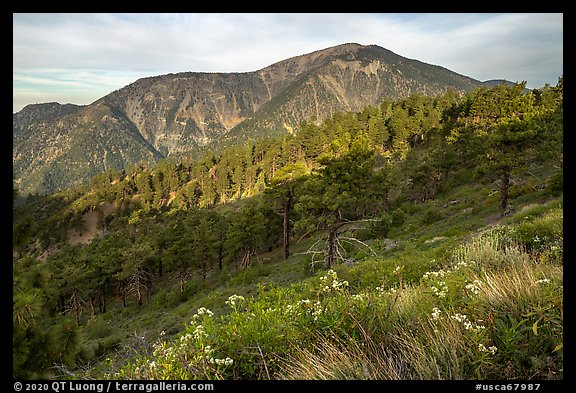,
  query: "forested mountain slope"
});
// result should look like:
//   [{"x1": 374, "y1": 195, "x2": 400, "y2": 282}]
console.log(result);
[{"x1": 13, "y1": 43, "x2": 483, "y2": 195}]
